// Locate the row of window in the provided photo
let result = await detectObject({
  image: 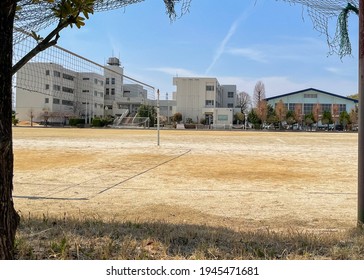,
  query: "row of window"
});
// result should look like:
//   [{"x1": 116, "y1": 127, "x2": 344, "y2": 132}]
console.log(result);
[
  {"x1": 105, "y1": 88, "x2": 115, "y2": 95},
  {"x1": 94, "y1": 103, "x2": 104, "y2": 109},
  {"x1": 46, "y1": 70, "x2": 107, "y2": 87},
  {"x1": 303, "y1": 94, "x2": 318, "y2": 99},
  {"x1": 82, "y1": 90, "x2": 104, "y2": 98},
  {"x1": 46, "y1": 70, "x2": 75, "y2": 81},
  {"x1": 46, "y1": 84, "x2": 74, "y2": 94},
  {"x1": 284, "y1": 103, "x2": 347, "y2": 115},
  {"x1": 82, "y1": 77, "x2": 104, "y2": 86},
  {"x1": 106, "y1": 78, "x2": 116, "y2": 85},
  {"x1": 206, "y1": 85, "x2": 215, "y2": 91},
  {"x1": 45, "y1": 98, "x2": 73, "y2": 106},
  {"x1": 205, "y1": 86, "x2": 235, "y2": 97}
]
